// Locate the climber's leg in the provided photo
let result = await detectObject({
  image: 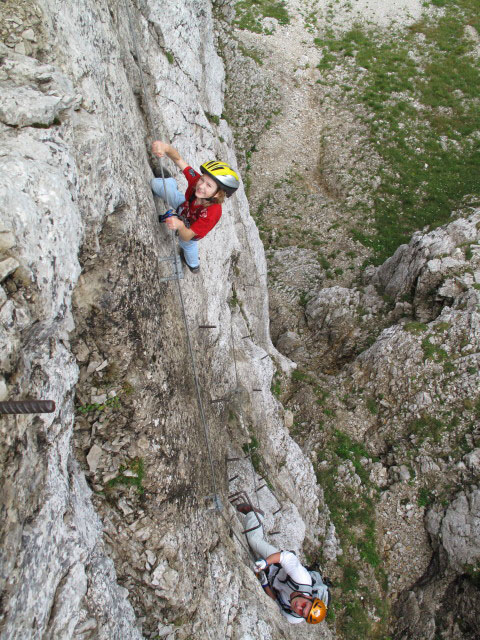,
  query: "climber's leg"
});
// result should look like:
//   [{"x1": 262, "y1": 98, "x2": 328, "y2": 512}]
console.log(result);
[
  {"x1": 243, "y1": 511, "x2": 279, "y2": 560},
  {"x1": 151, "y1": 177, "x2": 186, "y2": 209},
  {"x1": 178, "y1": 237, "x2": 199, "y2": 269}
]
